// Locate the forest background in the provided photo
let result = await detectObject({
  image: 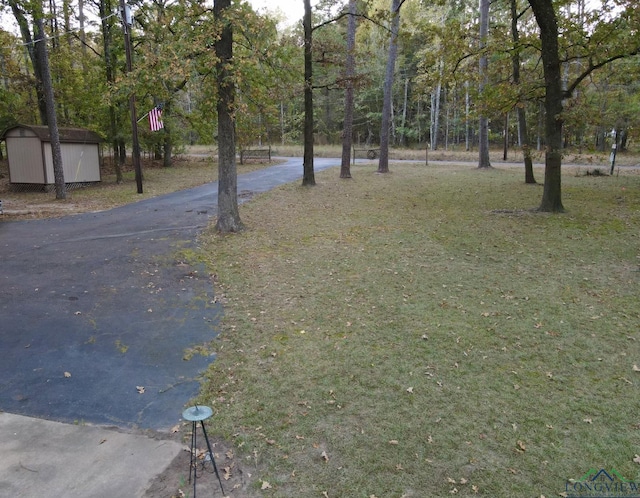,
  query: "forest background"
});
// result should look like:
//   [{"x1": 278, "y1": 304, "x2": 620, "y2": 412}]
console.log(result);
[{"x1": 1, "y1": 0, "x2": 639, "y2": 180}]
